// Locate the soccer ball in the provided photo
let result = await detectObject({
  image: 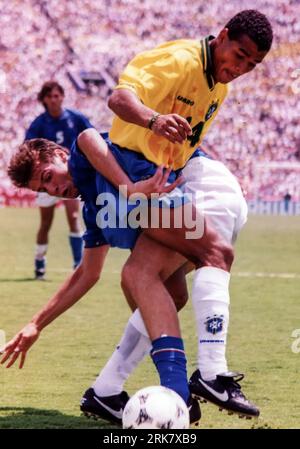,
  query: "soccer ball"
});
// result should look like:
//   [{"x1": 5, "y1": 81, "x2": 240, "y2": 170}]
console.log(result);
[{"x1": 122, "y1": 385, "x2": 189, "y2": 429}]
